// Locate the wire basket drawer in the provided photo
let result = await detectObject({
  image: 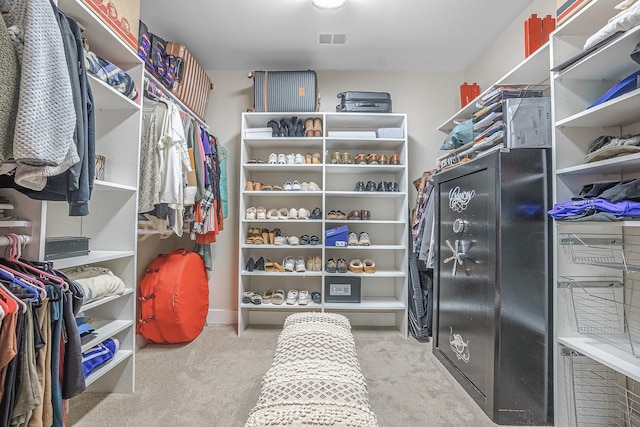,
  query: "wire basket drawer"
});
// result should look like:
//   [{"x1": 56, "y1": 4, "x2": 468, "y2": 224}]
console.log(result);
[
  {"x1": 563, "y1": 349, "x2": 640, "y2": 426},
  {"x1": 561, "y1": 234, "x2": 640, "y2": 272},
  {"x1": 561, "y1": 277, "x2": 640, "y2": 357}
]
